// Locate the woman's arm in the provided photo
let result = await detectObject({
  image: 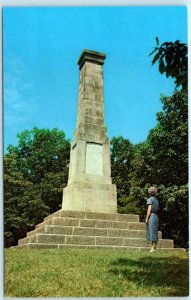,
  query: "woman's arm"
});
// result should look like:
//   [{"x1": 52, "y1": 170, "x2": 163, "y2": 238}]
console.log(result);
[{"x1": 145, "y1": 204, "x2": 152, "y2": 224}]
